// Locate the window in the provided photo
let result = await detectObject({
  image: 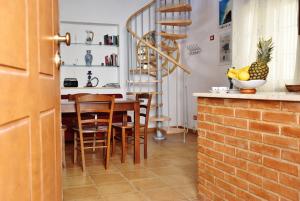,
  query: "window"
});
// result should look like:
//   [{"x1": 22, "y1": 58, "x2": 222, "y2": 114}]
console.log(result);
[{"x1": 232, "y1": 0, "x2": 299, "y2": 91}]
